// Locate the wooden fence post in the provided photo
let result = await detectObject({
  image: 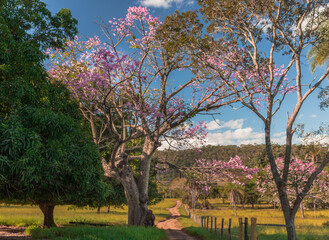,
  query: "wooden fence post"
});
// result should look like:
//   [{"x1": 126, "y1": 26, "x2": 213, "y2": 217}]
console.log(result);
[
  {"x1": 228, "y1": 218, "x2": 232, "y2": 240},
  {"x1": 207, "y1": 216, "x2": 209, "y2": 230},
  {"x1": 214, "y1": 217, "x2": 217, "y2": 233},
  {"x1": 221, "y1": 218, "x2": 224, "y2": 238},
  {"x1": 211, "y1": 217, "x2": 213, "y2": 232},
  {"x1": 251, "y1": 217, "x2": 257, "y2": 240},
  {"x1": 239, "y1": 218, "x2": 243, "y2": 240},
  {"x1": 244, "y1": 217, "x2": 249, "y2": 240}
]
